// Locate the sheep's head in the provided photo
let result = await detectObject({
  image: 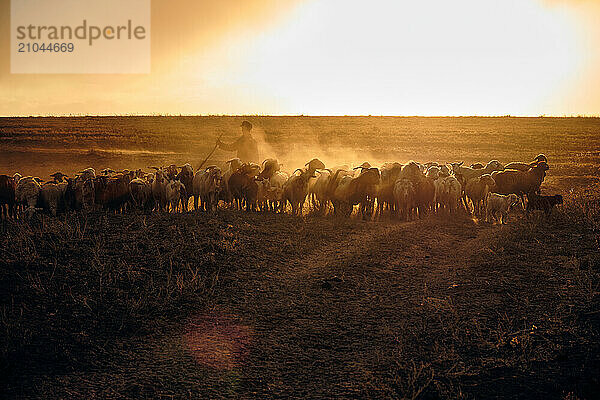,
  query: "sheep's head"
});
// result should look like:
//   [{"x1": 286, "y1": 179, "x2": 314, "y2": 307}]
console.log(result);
[
  {"x1": 178, "y1": 163, "x2": 194, "y2": 176},
  {"x1": 484, "y1": 160, "x2": 504, "y2": 173},
  {"x1": 439, "y1": 165, "x2": 450, "y2": 177},
  {"x1": 533, "y1": 154, "x2": 548, "y2": 163},
  {"x1": 306, "y1": 158, "x2": 326, "y2": 171},
  {"x1": 226, "y1": 158, "x2": 243, "y2": 172},
  {"x1": 449, "y1": 162, "x2": 464, "y2": 175},
  {"x1": 238, "y1": 163, "x2": 261, "y2": 177},
  {"x1": 50, "y1": 172, "x2": 68, "y2": 183},
  {"x1": 207, "y1": 166, "x2": 223, "y2": 186},
  {"x1": 100, "y1": 168, "x2": 115, "y2": 176},
  {"x1": 508, "y1": 194, "x2": 521, "y2": 209},
  {"x1": 403, "y1": 161, "x2": 421, "y2": 173},
  {"x1": 381, "y1": 163, "x2": 403, "y2": 184},
  {"x1": 257, "y1": 158, "x2": 280, "y2": 180},
  {"x1": 426, "y1": 166, "x2": 440, "y2": 180},
  {"x1": 381, "y1": 162, "x2": 402, "y2": 170},
  {"x1": 533, "y1": 162, "x2": 549, "y2": 174},
  {"x1": 359, "y1": 168, "x2": 380, "y2": 185},
  {"x1": 154, "y1": 169, "x2": 166, "y2": 184}
]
